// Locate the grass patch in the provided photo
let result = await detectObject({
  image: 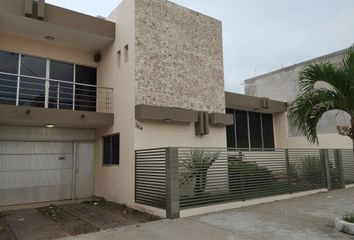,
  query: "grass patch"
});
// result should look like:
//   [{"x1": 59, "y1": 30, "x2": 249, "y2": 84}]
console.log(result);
[
  {"x1": 37, "y1": 205, "x2": 99, "y2": 236},
  {"x1": 344, "y1": 212, "x2": 354, "y2": 223},
  {"x1": 83, "y1": 200, "x2": 160, "y2": 222}
]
